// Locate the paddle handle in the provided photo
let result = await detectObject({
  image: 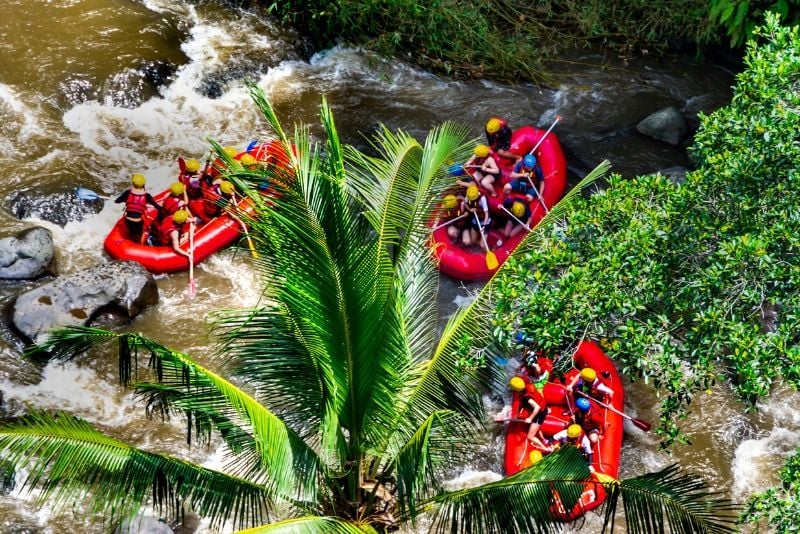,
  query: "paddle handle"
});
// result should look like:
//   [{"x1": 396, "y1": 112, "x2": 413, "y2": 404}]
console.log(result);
[
  {"x1": 528, "y1": 115, "x2": 562, "y2": 157},
  {"x1": 500, "y1": 205, "x2": 531, "y2": 231},
  {"x1": 432, "y1": 212, "x2": 467, "y2": 231},
  {"x1": 575, "y1": 390, "x2": 651, "y2": 432},
  {"x1": 188, "y1": 223, "x2": 196, "y2": 299}
]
